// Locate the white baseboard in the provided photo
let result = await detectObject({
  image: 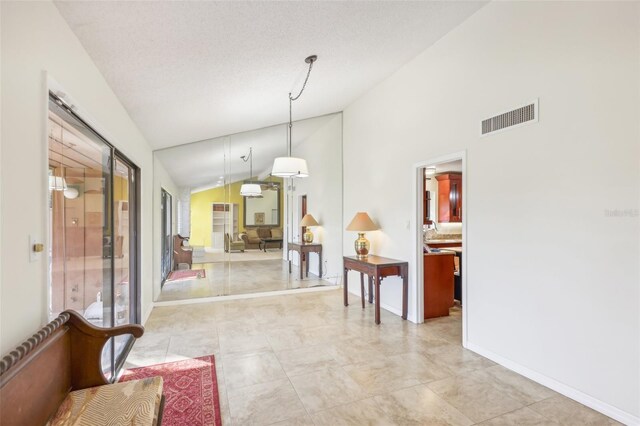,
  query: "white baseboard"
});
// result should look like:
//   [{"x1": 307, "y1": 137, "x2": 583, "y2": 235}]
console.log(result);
[
  {"x1": 466, "y1": 342, "x2": 640, "y2": 426},
  {"x1": 142, "y1": 304, "x2": 153, "y2": 326},
  {"x1": 153, "y1": 285, "x2": 337, "y2": 307}
]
